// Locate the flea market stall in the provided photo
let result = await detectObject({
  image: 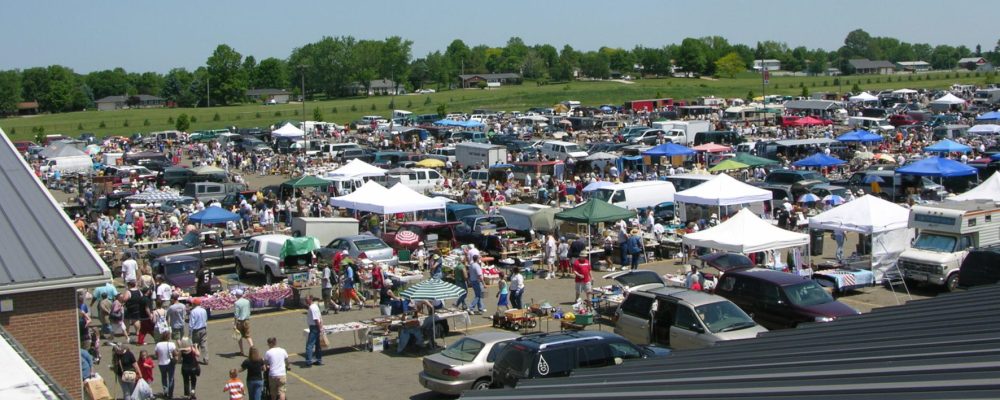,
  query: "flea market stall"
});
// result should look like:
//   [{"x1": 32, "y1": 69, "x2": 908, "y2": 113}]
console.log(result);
[
  {"x1": 682, "y1": 208, "x2": 811, "y2": 274},
  {"x1": 673, "y1": 173, "x2": 772, "y2": 223}
]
